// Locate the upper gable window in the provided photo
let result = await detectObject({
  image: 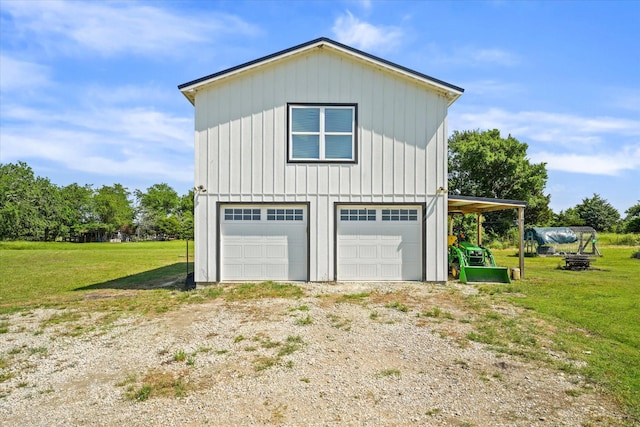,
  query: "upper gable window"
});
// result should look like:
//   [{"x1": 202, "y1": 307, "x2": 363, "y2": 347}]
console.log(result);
[{"x1": 288, "y1": 104, "x2": 357, "y2": 163}]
